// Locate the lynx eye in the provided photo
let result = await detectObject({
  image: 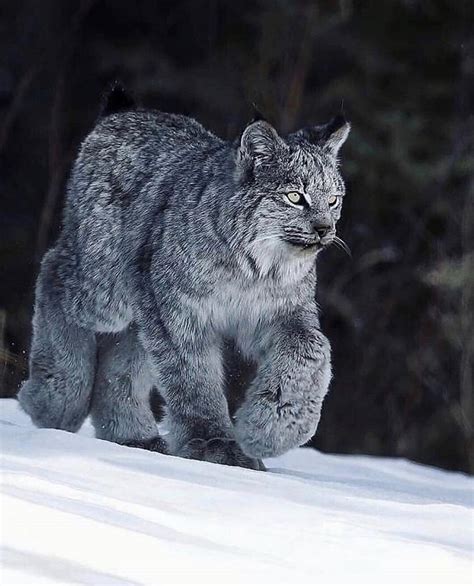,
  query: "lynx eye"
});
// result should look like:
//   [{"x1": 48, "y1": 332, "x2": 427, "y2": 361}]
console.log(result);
[
  {"x1": 328, "y1": 194, "x2": 339, "y2": 207},
  {"x1": 286, "y1": 191, "x2": 303, "y2": 205}
]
